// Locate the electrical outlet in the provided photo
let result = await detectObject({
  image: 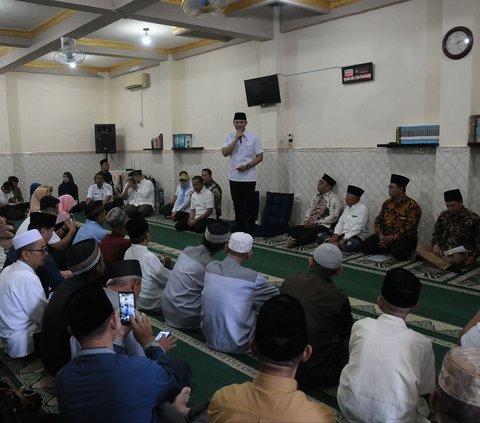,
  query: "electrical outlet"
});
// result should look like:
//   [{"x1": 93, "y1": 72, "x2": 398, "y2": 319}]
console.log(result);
[{"x1": 288, "y1": 133, "x2": 293, "y2": 146}]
